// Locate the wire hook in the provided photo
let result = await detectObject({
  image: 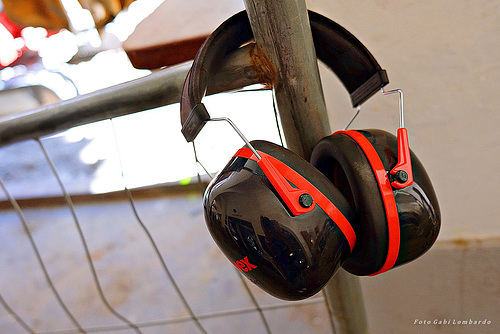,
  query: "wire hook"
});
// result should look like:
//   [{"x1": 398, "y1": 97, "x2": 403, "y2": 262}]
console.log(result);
[{"x1": 382, "y1": 88, "x2": 405, "y2": 129}]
